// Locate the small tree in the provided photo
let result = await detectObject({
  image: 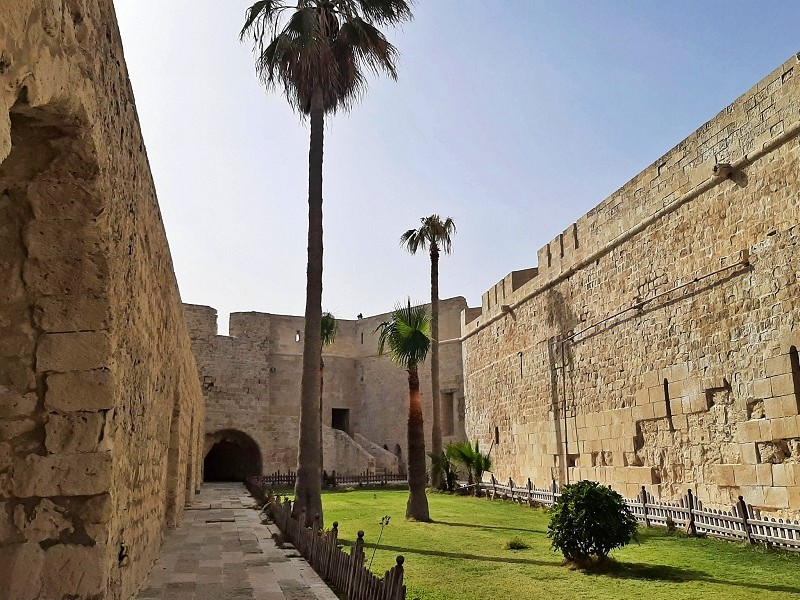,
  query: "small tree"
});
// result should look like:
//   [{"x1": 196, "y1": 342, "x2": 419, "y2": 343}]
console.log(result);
[
  {"x1": 428, "y1": 449, "x2": 458, "y2": 492},
  {"x1": 376, "y1": 300, "x2": 431, "y2": 521},
  {"x1": 447, "y1": 441, "x2": 491, "y2": 494},
  {"x1": 547, "y1": 480, "x2": 638, "y2": 565},
  {"x1": 319, "y1": 312, "x2": 338, "y2": 475}
]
